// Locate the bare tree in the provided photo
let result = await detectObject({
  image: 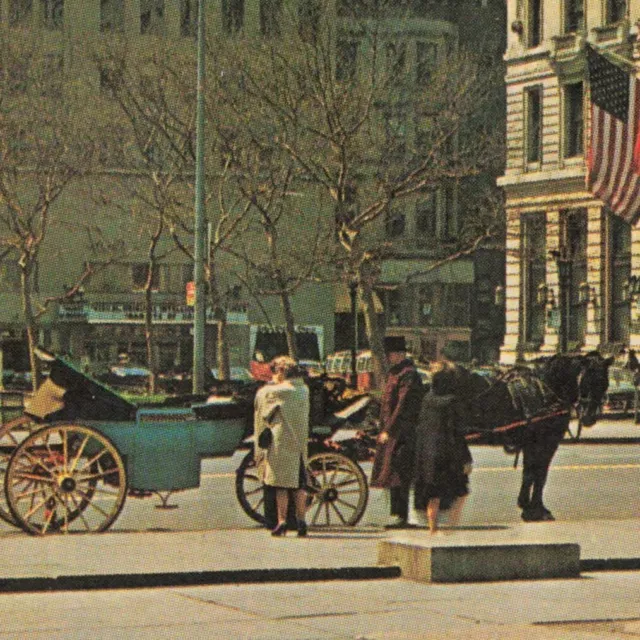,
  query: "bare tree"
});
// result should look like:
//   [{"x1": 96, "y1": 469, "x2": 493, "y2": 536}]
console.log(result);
[
  {"x1": 0, "y1": 37, "x2": 98, "y2": 388},
  {"x1": 213, "y1": 1, "x2": 504, "y2": 384}
]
